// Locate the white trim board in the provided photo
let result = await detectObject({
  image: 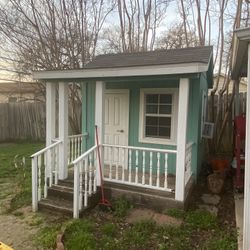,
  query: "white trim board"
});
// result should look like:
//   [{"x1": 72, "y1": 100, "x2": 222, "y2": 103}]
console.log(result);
[{"x1": 33, "y1": 62, "x2": 208, "y2": 80}]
